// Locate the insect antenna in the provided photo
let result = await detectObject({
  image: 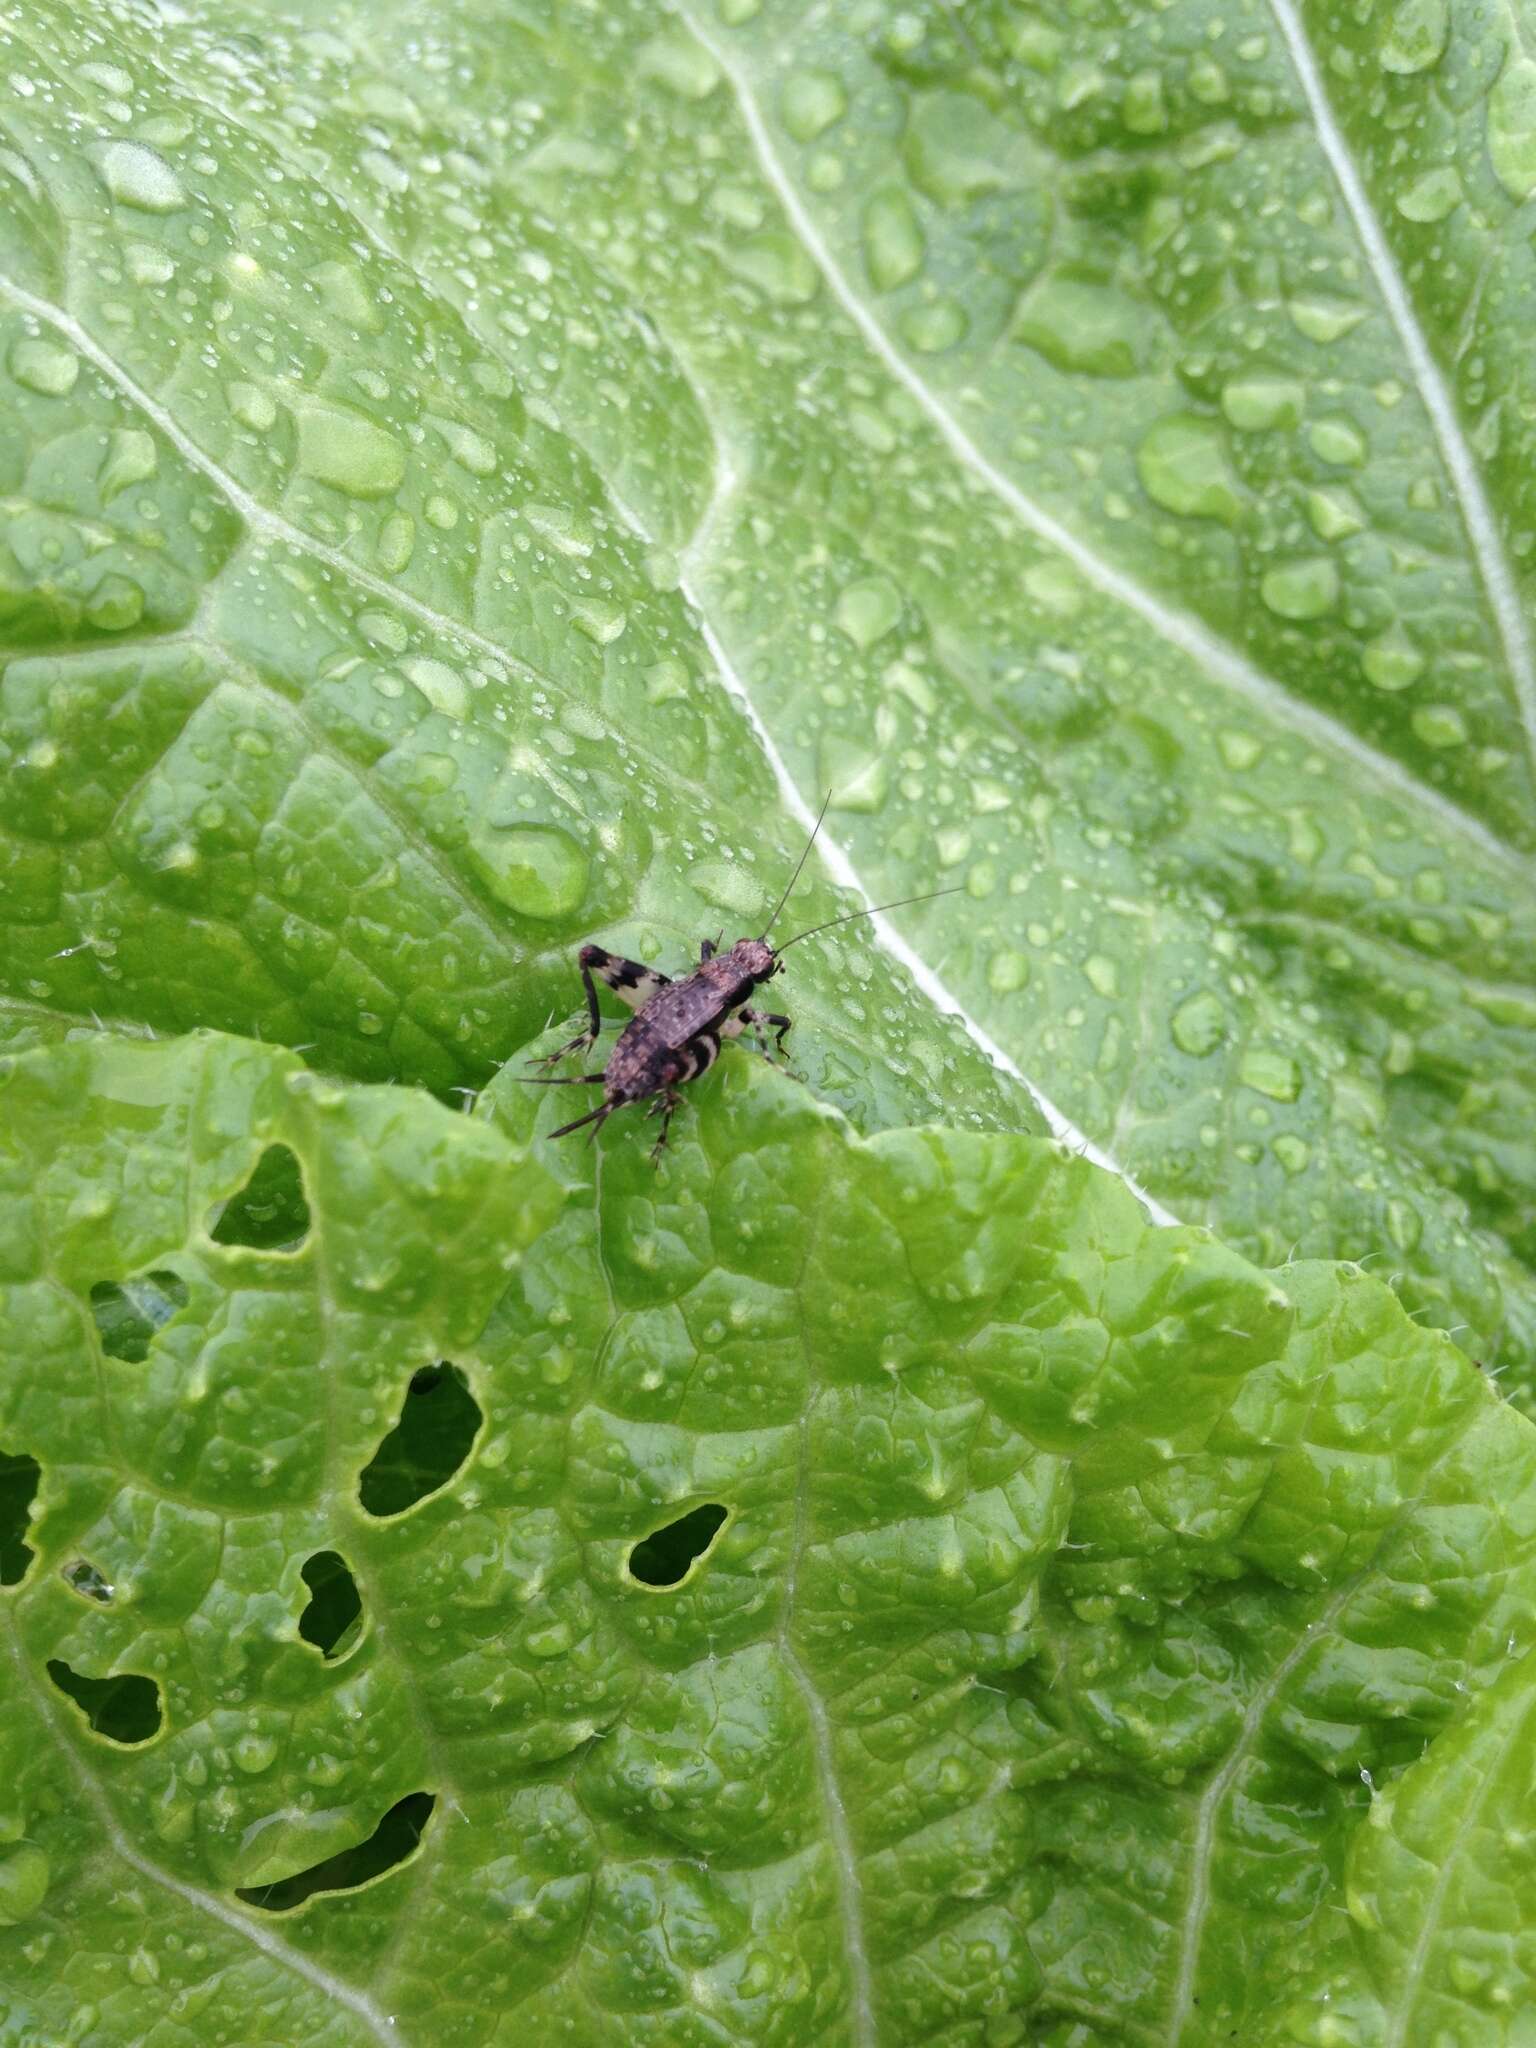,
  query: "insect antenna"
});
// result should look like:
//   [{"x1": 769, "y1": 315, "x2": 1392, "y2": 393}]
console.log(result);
[
  {"x1": 759, "y1": 791, "x2": 833, "y2": 941},
  {"x1": 774, "y1": 886, "x2": 963, "y2": 953}
]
